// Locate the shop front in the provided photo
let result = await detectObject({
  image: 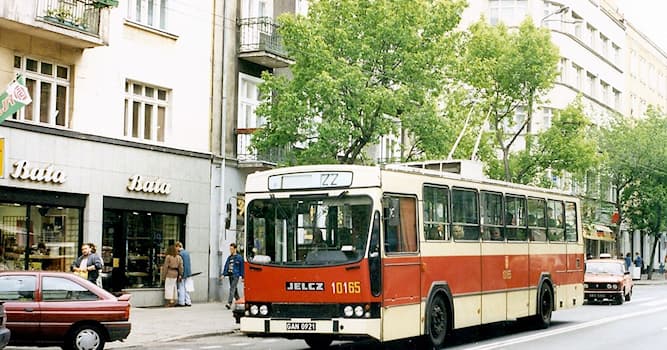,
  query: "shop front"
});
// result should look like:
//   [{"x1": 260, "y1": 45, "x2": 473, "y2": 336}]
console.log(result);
[
  {"x1": 0, "y1": 186, "x2": 85, "y2": 272},
  {"x1": 584, "y1": 223, "x2": 616, "y2": 258},
  {"x1": 1, "y1": 123, "x2": 212, "y2": 307}
]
